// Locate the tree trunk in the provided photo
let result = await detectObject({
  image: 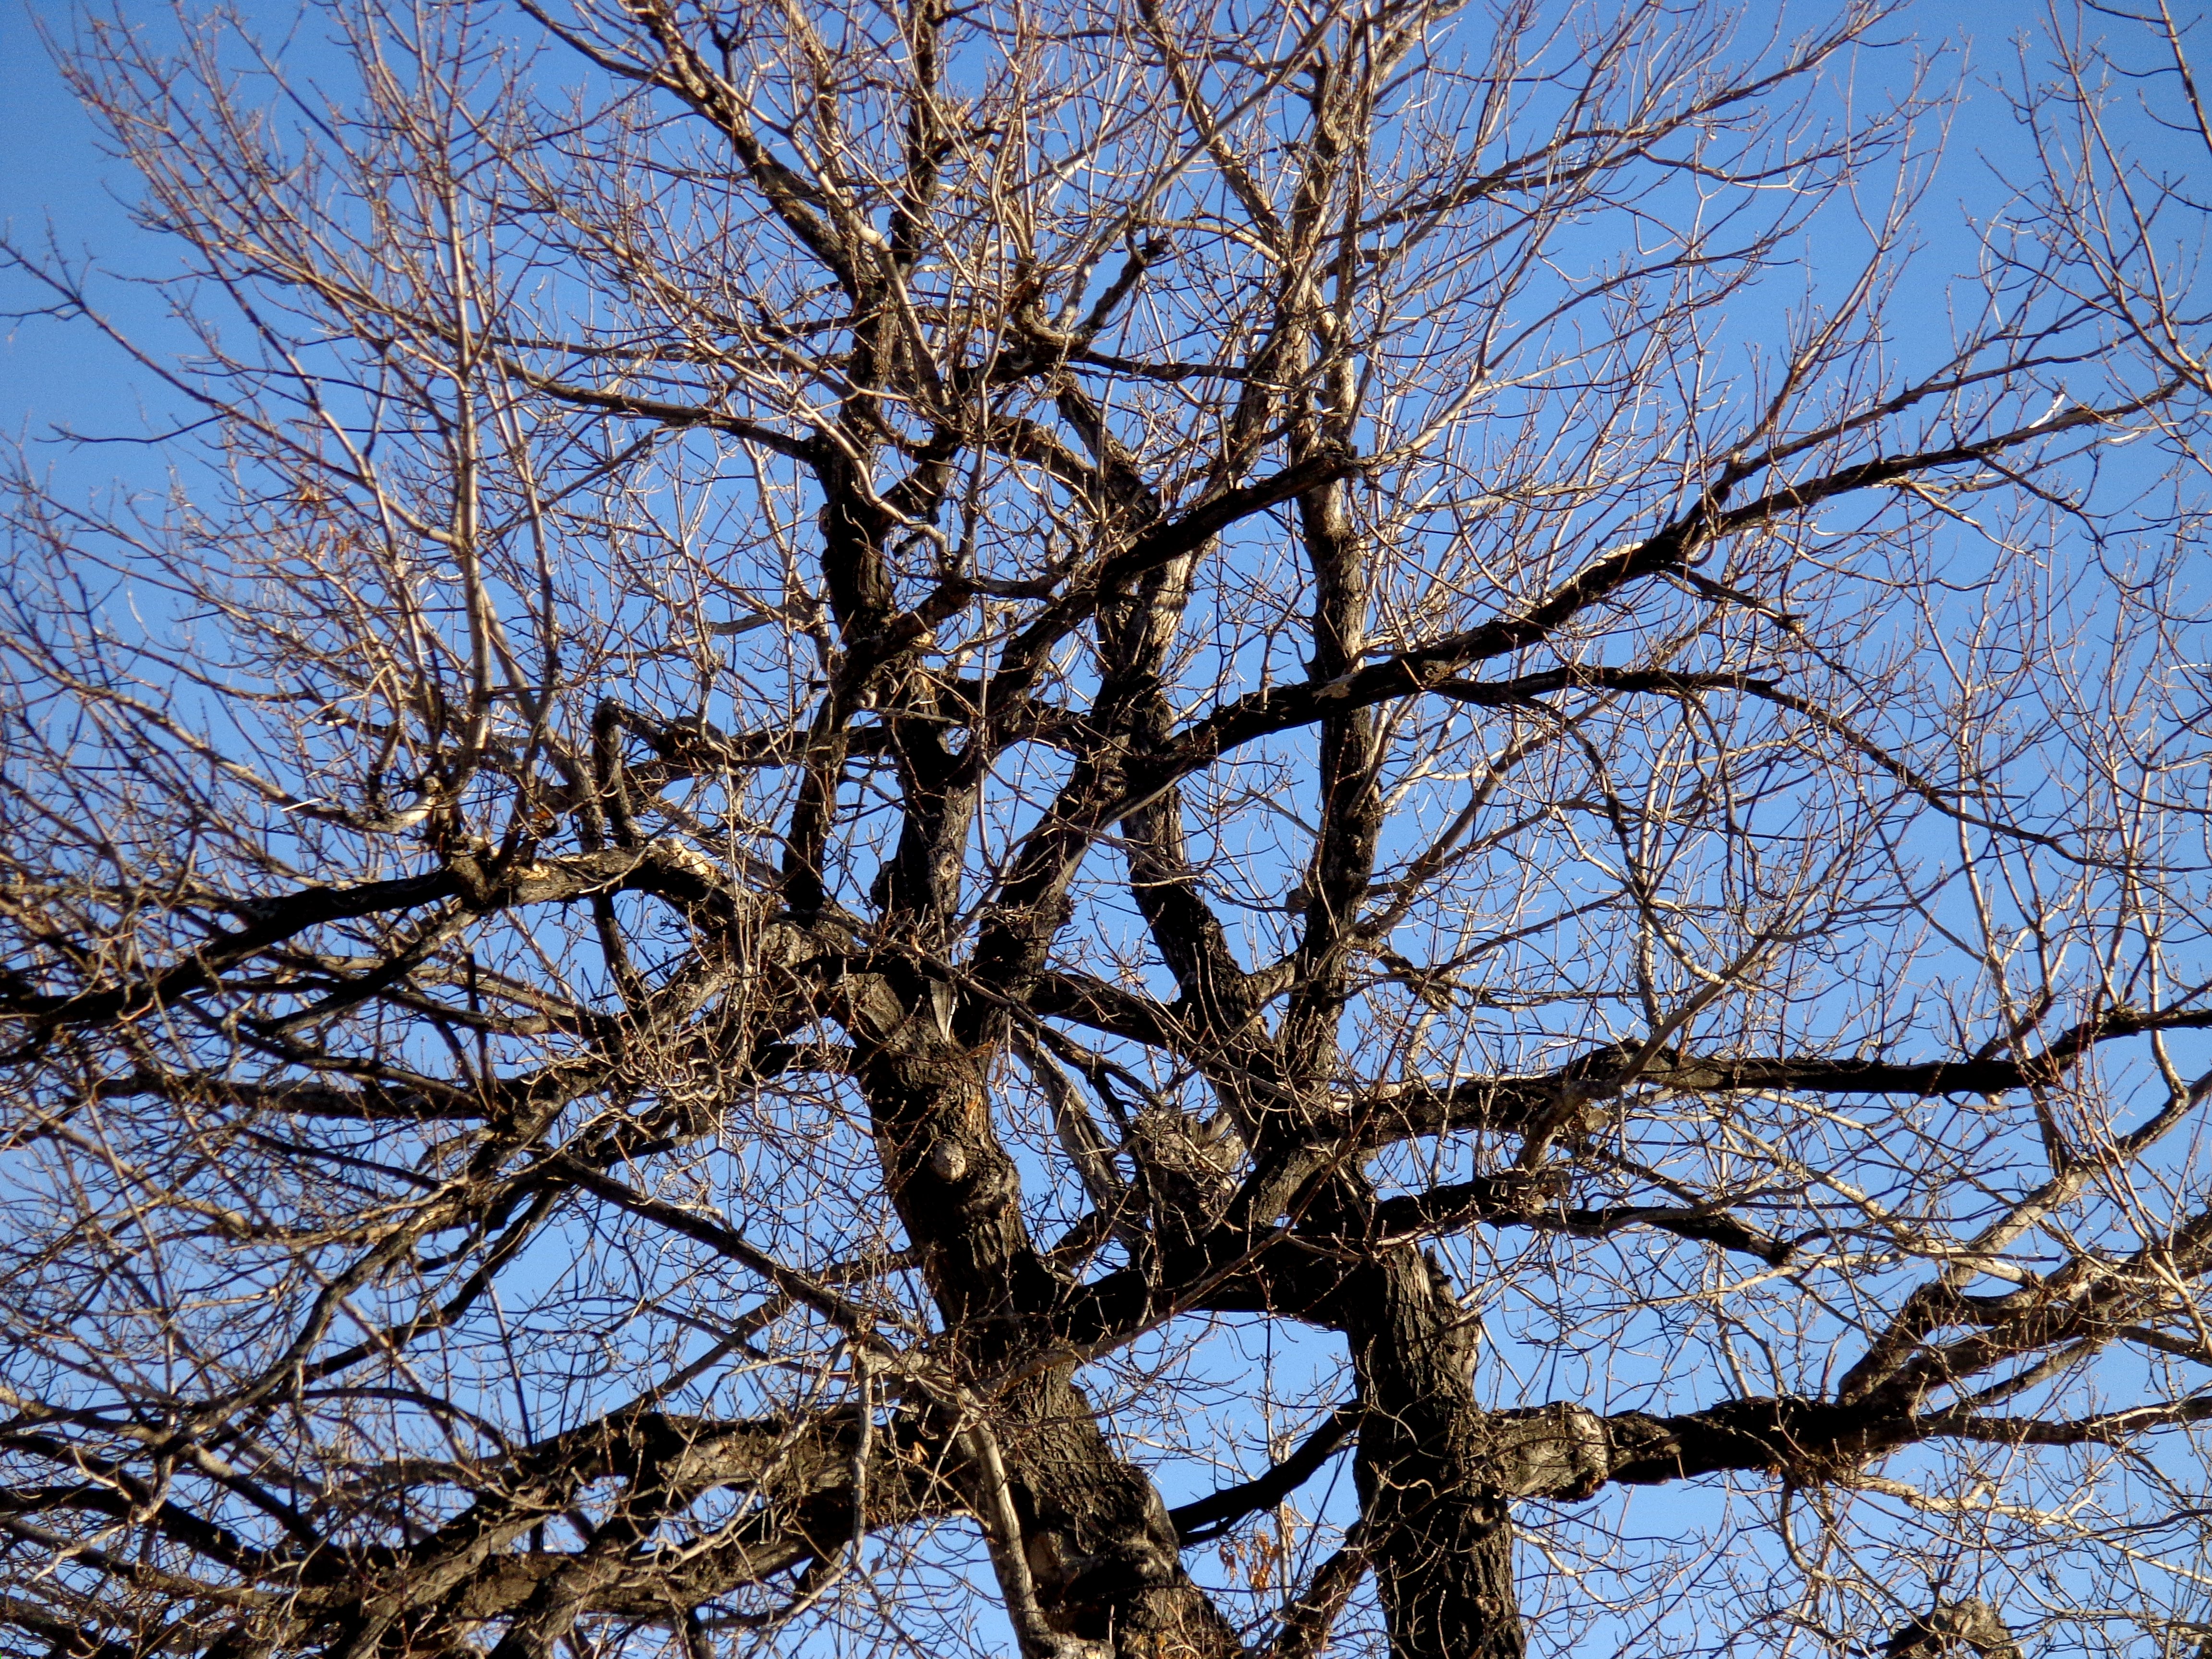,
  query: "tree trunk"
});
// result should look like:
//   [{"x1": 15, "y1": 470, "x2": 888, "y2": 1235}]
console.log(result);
[
  {"x1": 1002, "y1": 1371, "x2": 1239, "y2": 1659},
  {"x1": 1347, "y1": 1249, "x2": 1523, "y2": 1659},
  {"x1": 850, "y1": 1006, "x2": 1237, "y2": 1659}
]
